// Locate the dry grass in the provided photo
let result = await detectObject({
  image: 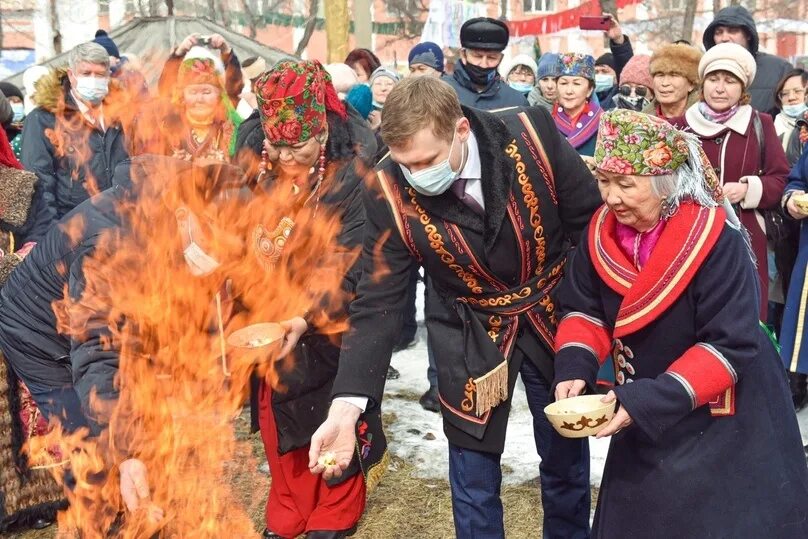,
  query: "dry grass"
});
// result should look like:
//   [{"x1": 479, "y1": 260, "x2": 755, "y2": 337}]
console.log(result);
[{"x1": 3, "y1": 410, "x2": 598, "y2": 539}]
